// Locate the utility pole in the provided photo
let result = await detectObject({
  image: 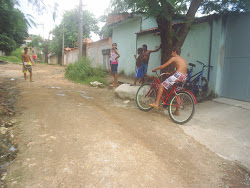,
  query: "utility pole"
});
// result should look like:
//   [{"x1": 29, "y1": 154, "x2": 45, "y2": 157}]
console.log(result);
[
  {"x1": 78, "y1": 0, "x2": 83, "y2": 60},
  {"x1": 62, "y1": 24, "x2": 64, "y2": 66}
]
